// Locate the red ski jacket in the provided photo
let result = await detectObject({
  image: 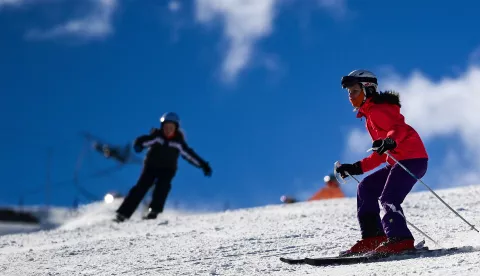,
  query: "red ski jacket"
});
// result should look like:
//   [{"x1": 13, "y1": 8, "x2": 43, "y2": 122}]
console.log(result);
[{"x1": 356, "y1": 95, "x2": 428, "y2": 173}]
